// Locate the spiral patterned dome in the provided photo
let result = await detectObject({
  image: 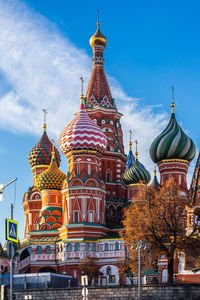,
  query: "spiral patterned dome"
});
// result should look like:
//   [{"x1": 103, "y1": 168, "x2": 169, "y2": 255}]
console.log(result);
[
  {"x1": 123, "y1": 158, "x2": 151, "y2": 185},
  {"x1": 59, "y1": 97, "x2": 107, "y2": 154},
  {"x1": 150, "y1": 109, "x2": 196, "y2": 163},
  {"x1": 37, "y1": 151, "x2": 66, "y2": 191},
  {"x1": 29, "y1": 126, "x2": 61, "y2": 168}
]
